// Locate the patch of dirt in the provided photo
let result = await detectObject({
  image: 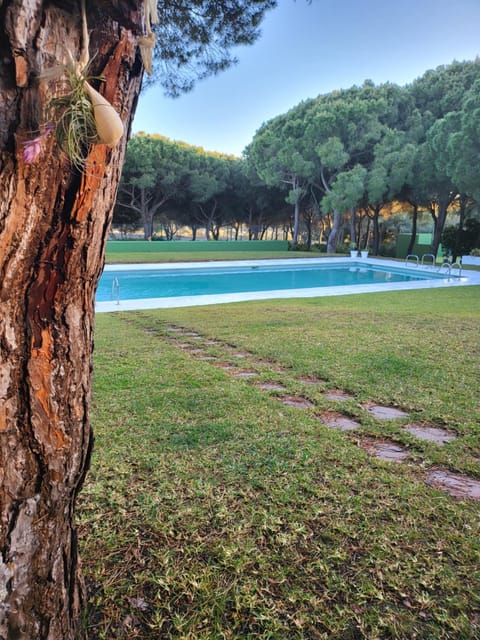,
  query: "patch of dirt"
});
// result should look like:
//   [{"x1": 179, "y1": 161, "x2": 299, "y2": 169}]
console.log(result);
[
  {"x1": 257, "y1": 382, "x2": 287, "y2": 392},
  {"x1": 360, "y1": 439, "x2": 409, "y2": 462},
  {"x1": 320, "y1": 412, "x2": 361, "y2": 431},
  {"x1": 323, "y1": 389, "x2": 355, "y2": 401},
  {"x1": 426, "y1": 469, "x2": 480, "y2": 500},
  {"x1": 404, "y1": 424, "x2": 456, "y2": 445},
  {"x1": 270, "y1": 365, "x2": 288, "y2": 373},
  {"x1": 279, "y1": 396, "x2": 314, "y2": 409}
]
